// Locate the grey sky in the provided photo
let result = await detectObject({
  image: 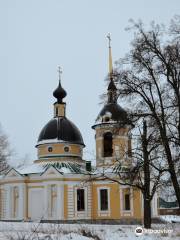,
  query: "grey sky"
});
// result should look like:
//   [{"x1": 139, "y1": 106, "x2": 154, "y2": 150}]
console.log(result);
[{"x1": 0, "y1": 0, "x2": 180, "y2": 165}]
